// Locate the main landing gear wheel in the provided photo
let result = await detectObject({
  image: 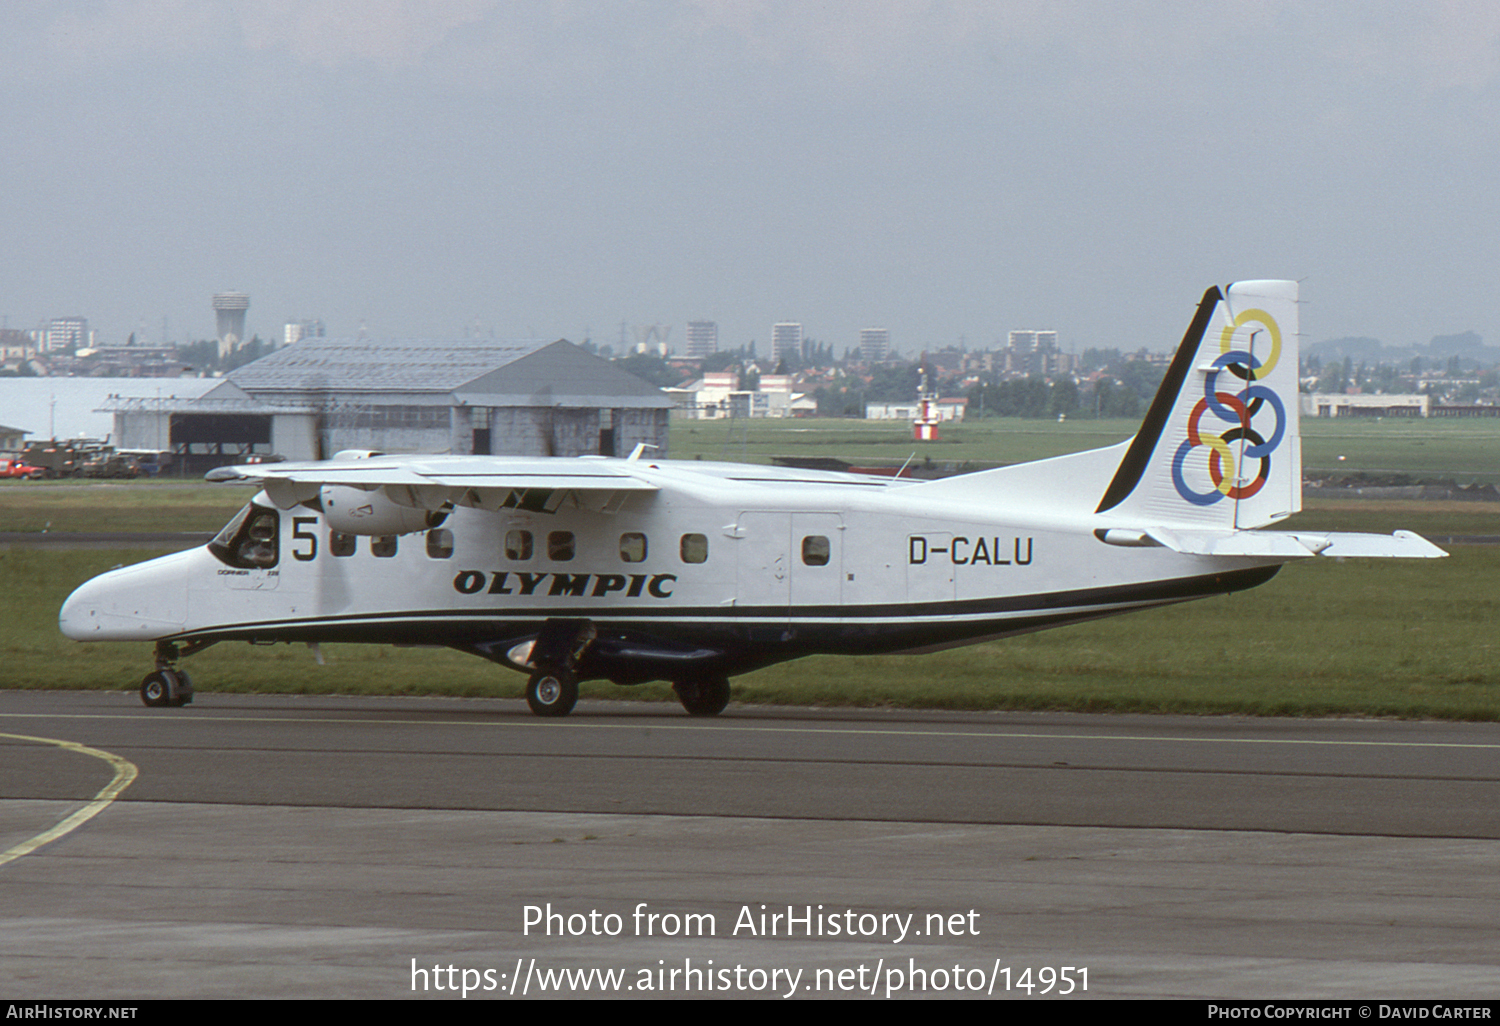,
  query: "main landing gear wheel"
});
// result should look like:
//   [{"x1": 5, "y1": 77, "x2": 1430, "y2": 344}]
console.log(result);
[
  {"x1": 673, "y1": 677, "x2": 731, "y2": 717},
  {"x1": 526, "y1": 669, "x2": 579, "y2": 717}
]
